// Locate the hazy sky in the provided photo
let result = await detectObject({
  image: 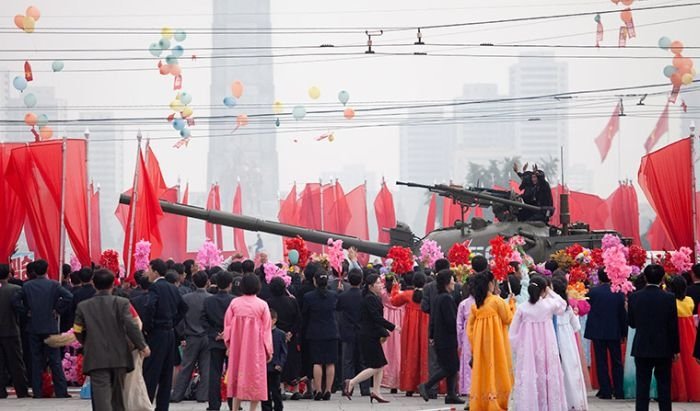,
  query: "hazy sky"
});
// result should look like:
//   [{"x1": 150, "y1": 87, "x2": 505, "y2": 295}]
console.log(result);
[{"x1": 0, "y1": 0, "x2": 698, "y2": 203}]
